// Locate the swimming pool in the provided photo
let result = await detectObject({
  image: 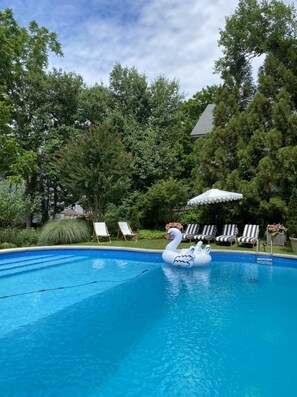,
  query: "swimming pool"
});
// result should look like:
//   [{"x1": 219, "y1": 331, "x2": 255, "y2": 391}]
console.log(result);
[{"x1": 1, "y1": 248, "x2": 297, "y2": 396}]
